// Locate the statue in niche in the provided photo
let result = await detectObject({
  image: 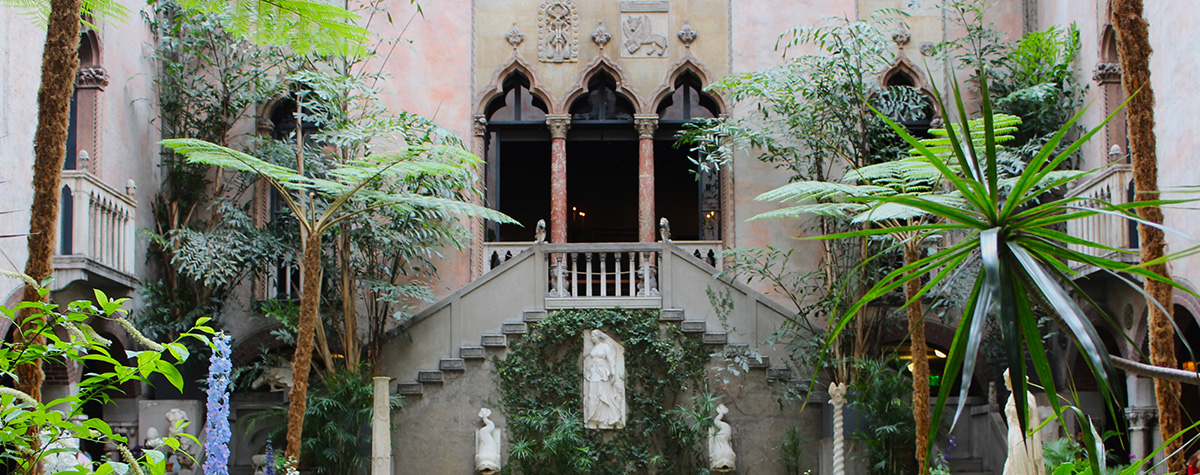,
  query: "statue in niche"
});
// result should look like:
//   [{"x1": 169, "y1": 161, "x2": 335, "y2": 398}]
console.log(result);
[
  {"x1": 708, "y1": 403, "x2": 735, "y2": 472},
  {"x1": 475, "y1": 408, "x2": 502, "y2": 474},
  {"x1": 621, "y1": 15, "x2": 667, "y2": 56},
  {"x1": 538, "y1": 0, "x2": 578, "y2": 63},
  {"x1": 583, "y1": 329, "x2": 625, "y2": 429}
]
